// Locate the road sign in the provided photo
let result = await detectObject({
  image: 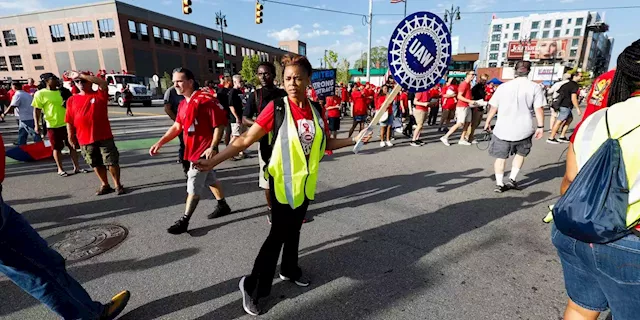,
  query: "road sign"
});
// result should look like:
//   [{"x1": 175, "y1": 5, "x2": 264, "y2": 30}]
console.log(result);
[
  {"x1": 387, "y1": 11, "x2": 452, "y2": 92},
  {"x1": 216, "y1": 62, "x2": 225, "y2": 68},
  {"x1": 152, "y1": 74, "x2": 159, "y2": 83}
]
